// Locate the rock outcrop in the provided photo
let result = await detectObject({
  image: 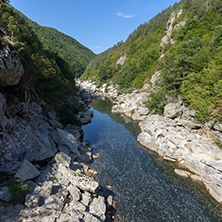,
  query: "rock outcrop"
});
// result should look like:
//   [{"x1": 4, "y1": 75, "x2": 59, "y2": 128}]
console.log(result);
[
  {"x1": 116, "y1": 53, "x2": 127, "y2": 67},
  {"x1": 0, "y1": 46, "x2": 24, "y2": 87},
  {"x1": 160, "y1": 9, "x2": 186, "y2": 48}
]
